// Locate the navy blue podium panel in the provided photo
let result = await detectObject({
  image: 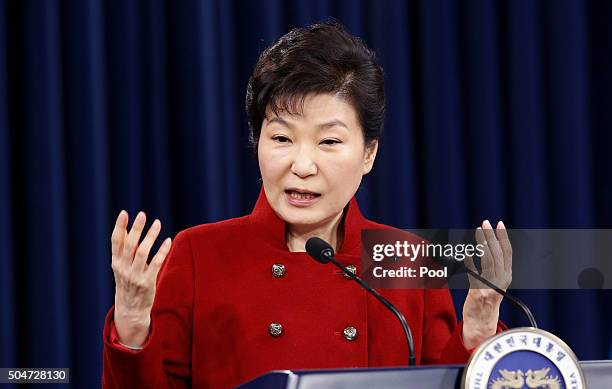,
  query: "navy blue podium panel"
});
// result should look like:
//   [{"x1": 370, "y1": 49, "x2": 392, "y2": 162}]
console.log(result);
[{"x1": 236, "y1": 360, "x2": 612, "y2": 389}]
